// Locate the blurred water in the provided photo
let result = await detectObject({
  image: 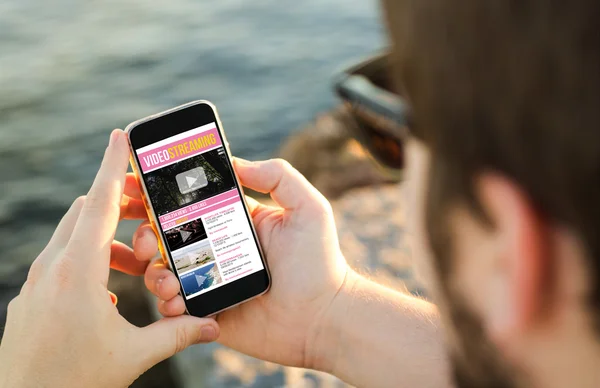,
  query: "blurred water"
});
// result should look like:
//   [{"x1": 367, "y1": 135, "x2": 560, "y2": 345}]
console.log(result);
[
  {"x1": 0, "y1": 2, "x2": 384, "y2": 386},
  {"x1": 0, "y1": 0, "x2": 384, "y2": 158}
]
